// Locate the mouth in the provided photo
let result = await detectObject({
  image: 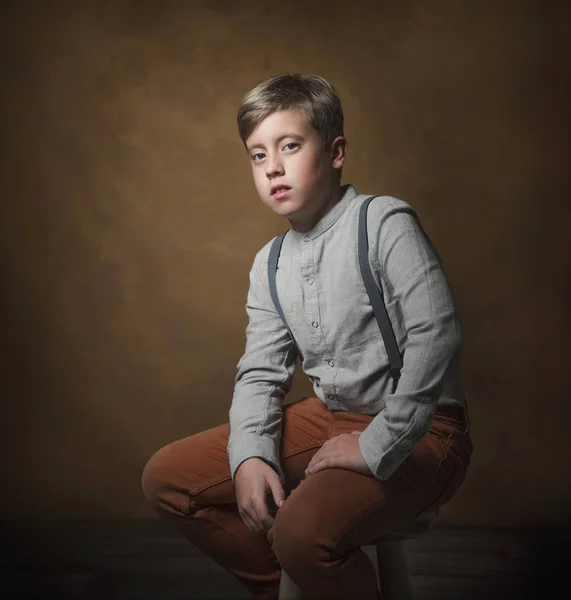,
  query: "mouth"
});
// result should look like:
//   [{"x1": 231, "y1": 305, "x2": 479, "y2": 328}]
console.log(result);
[{"x1": 271, "y1": 185, "x2": 292, "y2": 199}]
